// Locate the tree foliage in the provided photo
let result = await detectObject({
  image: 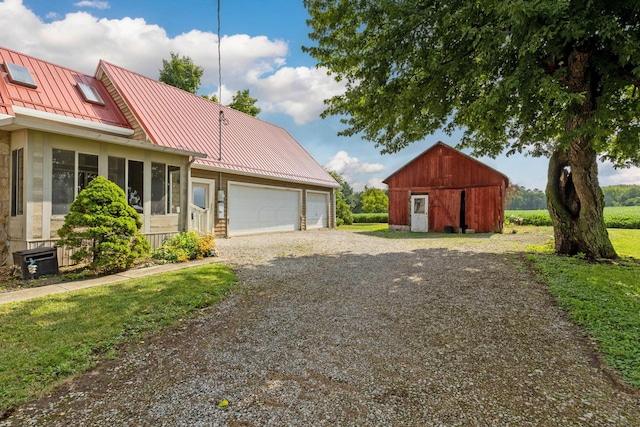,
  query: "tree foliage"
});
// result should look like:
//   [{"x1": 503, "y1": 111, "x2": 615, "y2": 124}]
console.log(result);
[
  {"x1": 602, "y1": 184, "x2": 640, "y2": 206},
  {"x1": 327, "y1": 170, "x2": 354, "y2": 225},
  {"x1": 304, "y1": 0, "x2": 640, "y2": 258},
  {"x1": 159, "y1": 52, "x2": 204, "y2": 94},
  {"x1": 506, "y1": 185, "x2": 547, "y2": 210},
  {"x1": 360, "y1": 187, "x2": 388, "y2": 213},
  {"x1": 201, "y1": 94, "x2": 219, "y2": 103},
  {"x1": 228, "y1": 89, "x2": 261, "y2": 117},
  {"x1": 57, "y1": 176, "x2": 150, "y2": 272}
]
